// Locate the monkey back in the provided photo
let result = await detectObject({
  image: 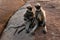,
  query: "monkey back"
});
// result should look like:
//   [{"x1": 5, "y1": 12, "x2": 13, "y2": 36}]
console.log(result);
[{"x1": 24, "y1": 10, "x2": 34, "y2": 21}]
